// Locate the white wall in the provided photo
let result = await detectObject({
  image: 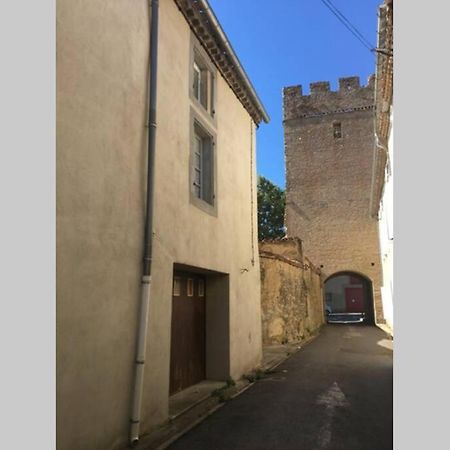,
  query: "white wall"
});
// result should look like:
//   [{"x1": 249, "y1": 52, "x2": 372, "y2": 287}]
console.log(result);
[{"x1": 378, "y1": 111, "x2": 394, "y2": 330}]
